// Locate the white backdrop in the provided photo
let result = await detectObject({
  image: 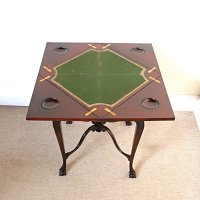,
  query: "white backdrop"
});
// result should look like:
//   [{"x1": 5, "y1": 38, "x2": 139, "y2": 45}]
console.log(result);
[{"x1": 0, "y1": 0, "x2": 199, "y2": 105}]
